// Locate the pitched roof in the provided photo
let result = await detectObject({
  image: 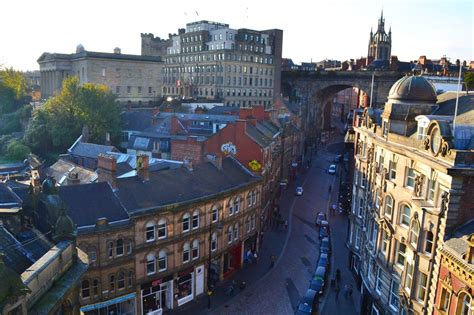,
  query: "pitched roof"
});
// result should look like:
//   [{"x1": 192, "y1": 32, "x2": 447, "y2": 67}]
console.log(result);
[
  {"x1": 0, "y1": 183, "x2": 22, "y2": 213},
  {"x1": 443, "y1": 220, "x2": 474, "y2": 258},
  {"x1": 435, "y1": 92, "x2": 474, "y2": 125},
  {"x1": 115, "y1": 157, "x2": 260, "y2": 214},
  {"x1": 58, "y1": 182, "x2": 129, "y2": 229},
  {"x1": 245, "y1": 123, "x2": 271, "y2": 147},
  {"x1": 207, "y1": 106, "x2": 240, "y2": 116},
  {"x1": 0, "y1": 226, "x2": 36, "y2": 274},
  {"x1": 69, "y1": 142, "x2": 117, "y2": 159},
  {"x1": 45, "y1": 159, "x2": 98, "y2": 185},
  {"x1": 121, "y1": 110, "x2": 154, "y2": 132}
]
